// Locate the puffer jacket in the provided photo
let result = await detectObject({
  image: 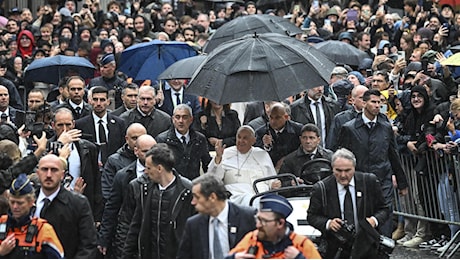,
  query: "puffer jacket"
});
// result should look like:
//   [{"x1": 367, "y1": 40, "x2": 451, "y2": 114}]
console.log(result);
[
  {"x1": 122, "y1": 171, "x2": 195, "y2": 259},
  {"x1": 101, "y1": 144, "x2": 137, "y2": 200}
]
